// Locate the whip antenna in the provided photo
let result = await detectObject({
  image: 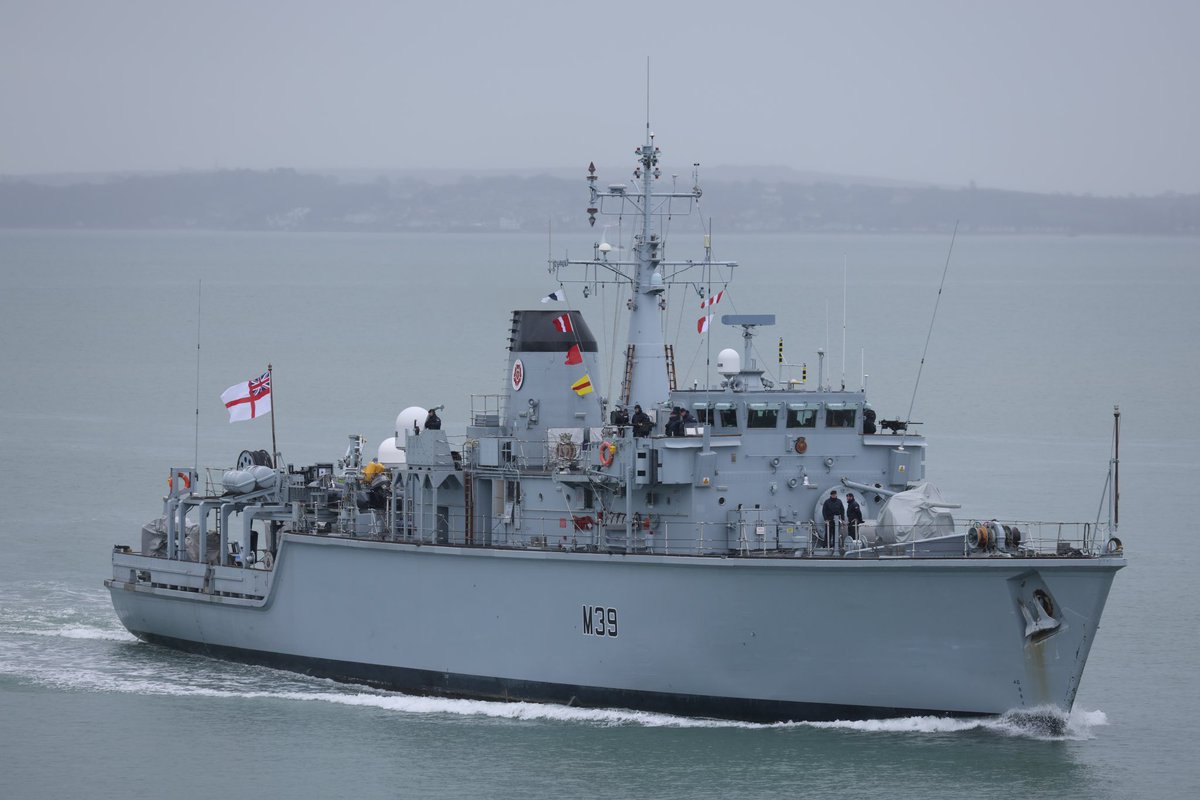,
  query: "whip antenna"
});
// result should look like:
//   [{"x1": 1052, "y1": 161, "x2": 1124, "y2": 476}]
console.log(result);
[
  {"x1": 841, "y1": 255, "x2": 847, "y2": 391},
  {"x1": 899, "y1": 221, "x2": 958, "y2": 449},
  {"x1": 193, "y1": 279, "x2": 202, "y2": 475}
]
